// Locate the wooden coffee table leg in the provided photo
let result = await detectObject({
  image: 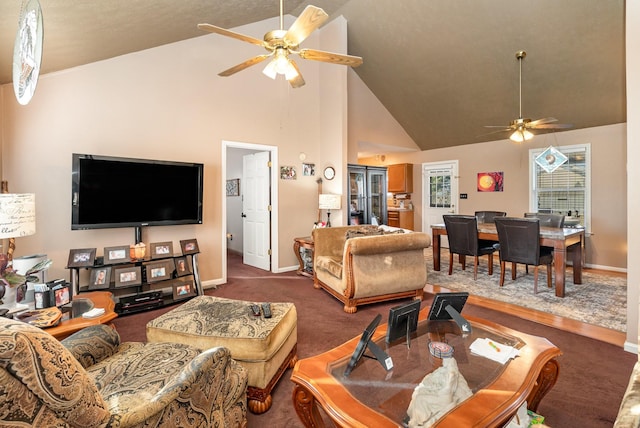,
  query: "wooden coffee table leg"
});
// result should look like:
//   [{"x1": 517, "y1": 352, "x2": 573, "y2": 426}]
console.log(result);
[
  {"x1": 293, "y1": 384, "x2": 326, "y2": 428},
  {"x1": 526, "y1": 358, "x2": 560, "y2": 412}
]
